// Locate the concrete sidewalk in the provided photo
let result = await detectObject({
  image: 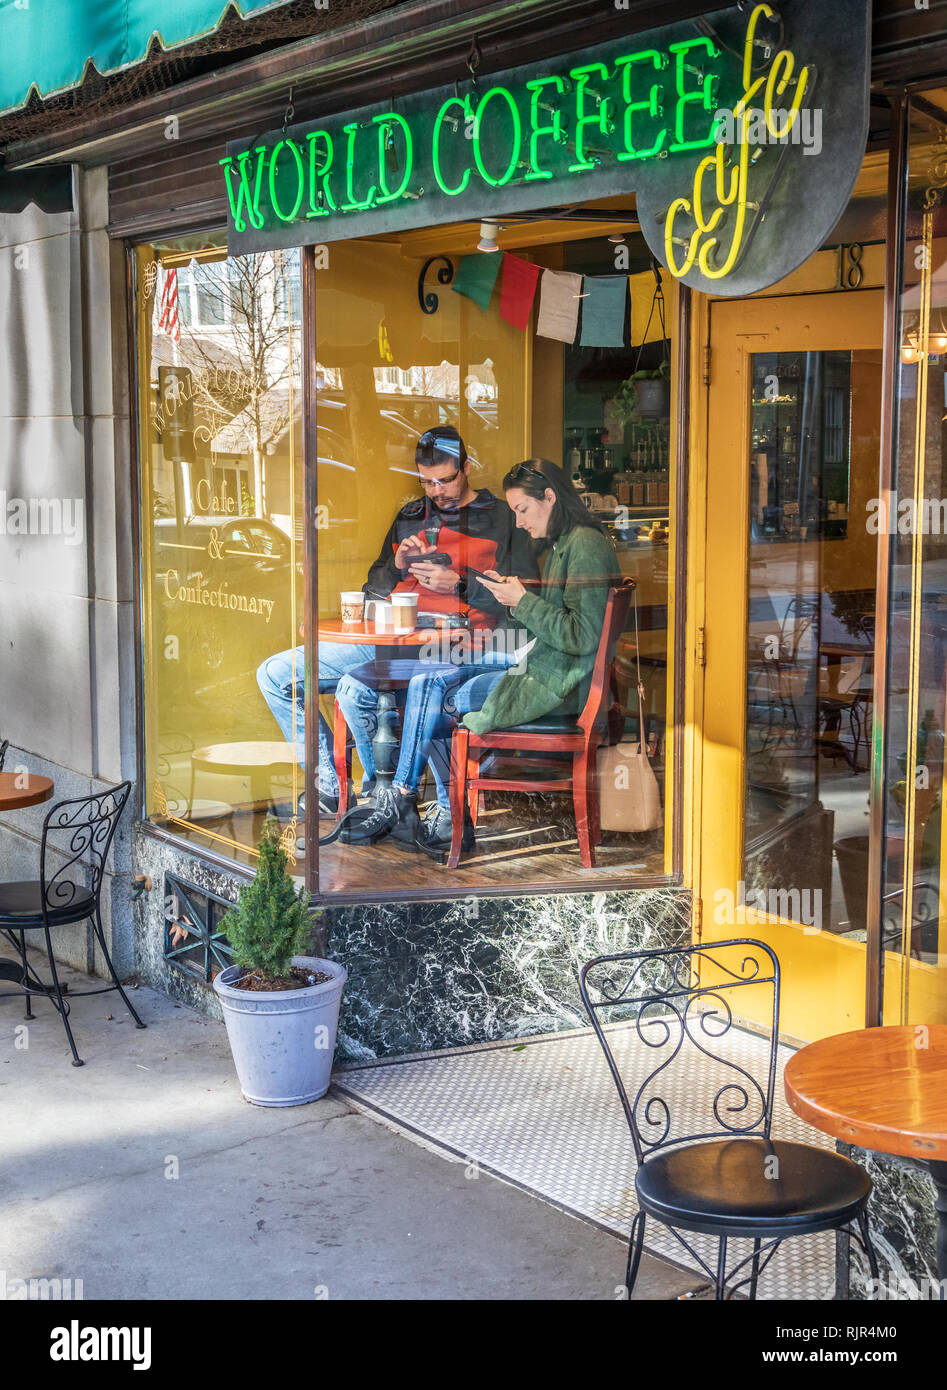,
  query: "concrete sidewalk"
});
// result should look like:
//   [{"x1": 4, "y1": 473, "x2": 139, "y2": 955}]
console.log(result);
[{"x1": 0, "y1": 942, "x2": 705, "y2": 1301}]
